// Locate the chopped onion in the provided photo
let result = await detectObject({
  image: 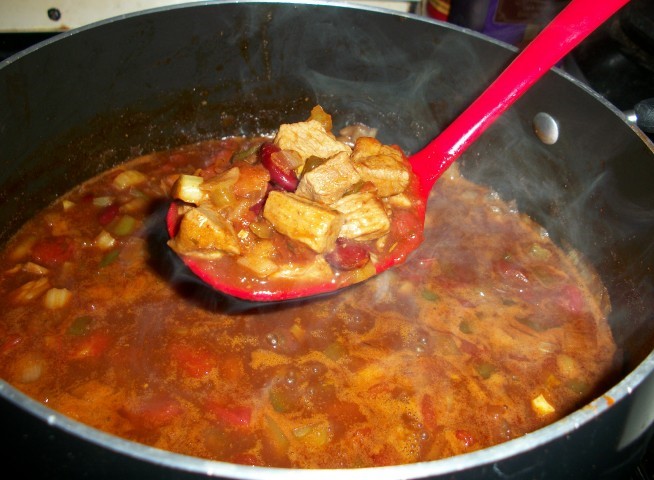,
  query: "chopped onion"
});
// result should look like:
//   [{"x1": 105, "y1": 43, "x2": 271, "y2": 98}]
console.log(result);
[
  {"x1": 9, "y1": 236, "x2": 37, "y2": 262},
  {"x1": 92, "y1": 196, "x2": 114, "y2": 207},
  {"x1": 113, "y1": 169, "x2": 147, "y2": 190},
  {"x1": 531, "y1": 394, "x2": 555, "y2": 416},
  {"x1": 95, "y1": 230, "x2": 116, "y2": 250},
  {"x1": 43, "y1": 287, "x2": 72, "y2": 309},
  {"x1": 62, "y1": 199, "x2": 76, "y2": 211},
  {"x1": 15, "y1": 354, "x2": 45, "y2": 383}
]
